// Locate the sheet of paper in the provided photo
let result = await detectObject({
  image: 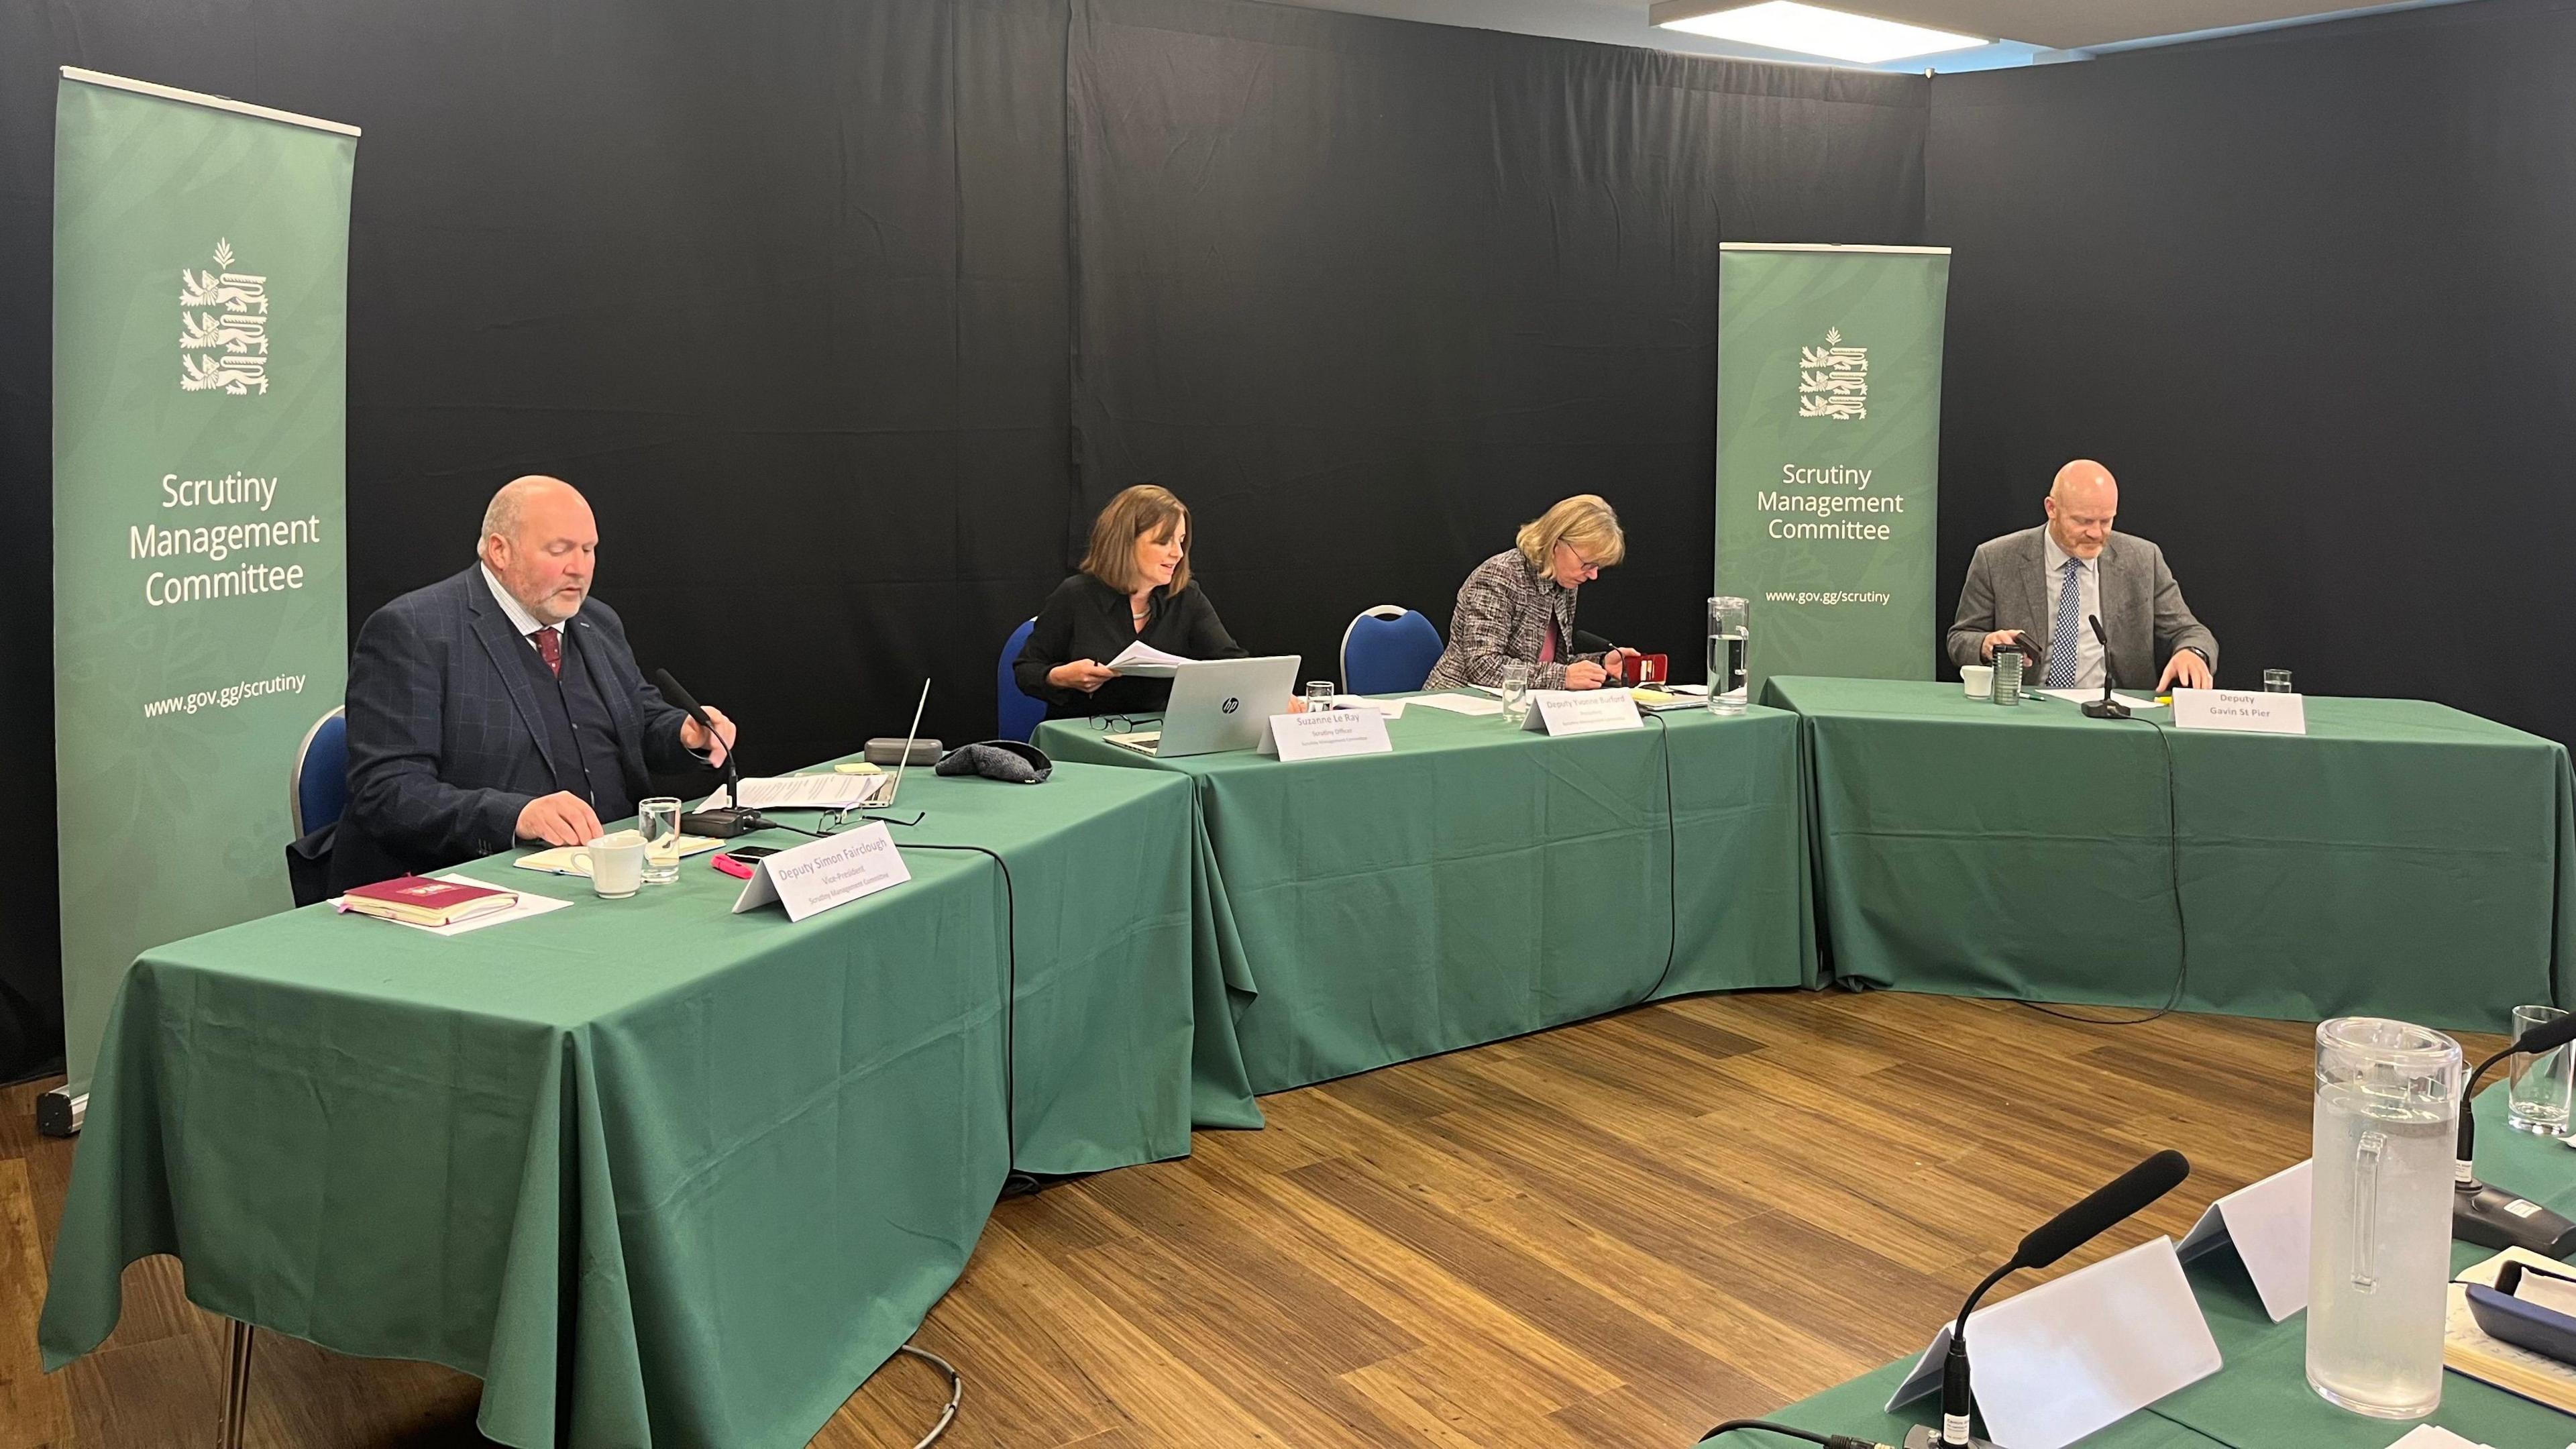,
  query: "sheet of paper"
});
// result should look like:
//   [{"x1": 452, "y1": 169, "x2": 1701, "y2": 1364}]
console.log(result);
[
  {"x1": 1104, "y1": 641, "x2": 1195, "y2": 678},
  {"x1": 2037, "y1": 688, "x2": 2163, "y2": 710},
  {"x1": 515, "y1": 836, "x2": 723, "y2": 877},
  {"x1": 1402, "y1": 693, "x2": 1504, "y2": 717},
  {"x1": 1328, "y1": 695, "x2": 1405, "y2": 718},
  {"x1": 704, "y1": 775, "x2": 883, "y2": 810},
  {"x1": 332, "y1": 874, "x2": 572, "y2": 936}
]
